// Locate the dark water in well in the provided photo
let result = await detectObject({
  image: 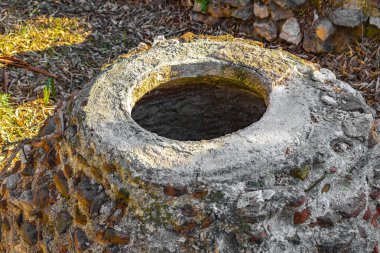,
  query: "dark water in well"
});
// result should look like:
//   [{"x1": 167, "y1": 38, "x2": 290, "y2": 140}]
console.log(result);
[{"x1": 131, "y1": 83, "x2": 267, "y2": 141}]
